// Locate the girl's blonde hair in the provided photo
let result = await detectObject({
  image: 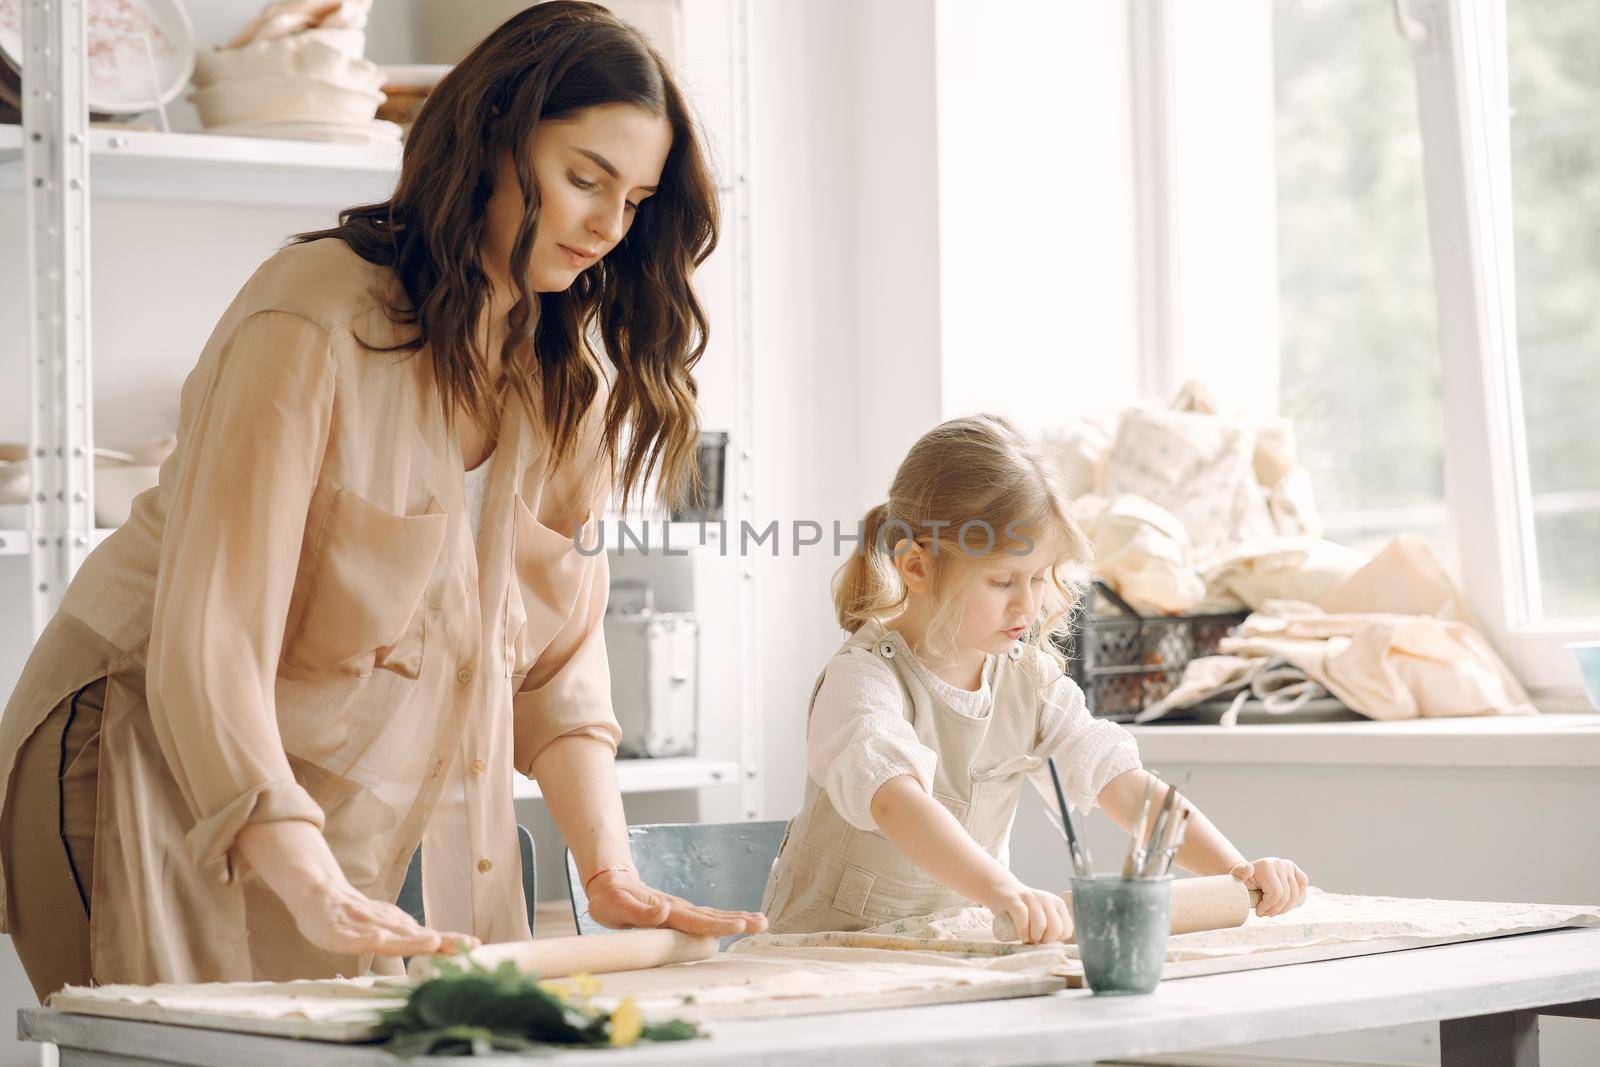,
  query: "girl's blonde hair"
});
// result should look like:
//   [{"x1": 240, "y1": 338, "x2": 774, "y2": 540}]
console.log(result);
[{"x1": 833, "y1": 414, "x2": 1093, "y2": 672}]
